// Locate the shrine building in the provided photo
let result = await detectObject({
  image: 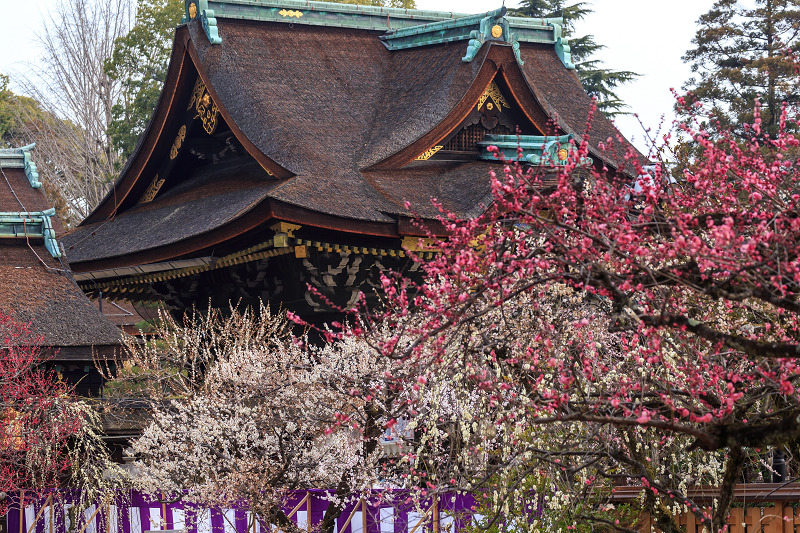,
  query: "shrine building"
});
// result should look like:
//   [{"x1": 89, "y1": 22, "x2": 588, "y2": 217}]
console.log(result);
[
  {"x1": 63, "y1": 0, "x2": 645, "y2": 319},
  {"x1": 0, "y1": 146, "x2": 125, "y2": 395}
]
